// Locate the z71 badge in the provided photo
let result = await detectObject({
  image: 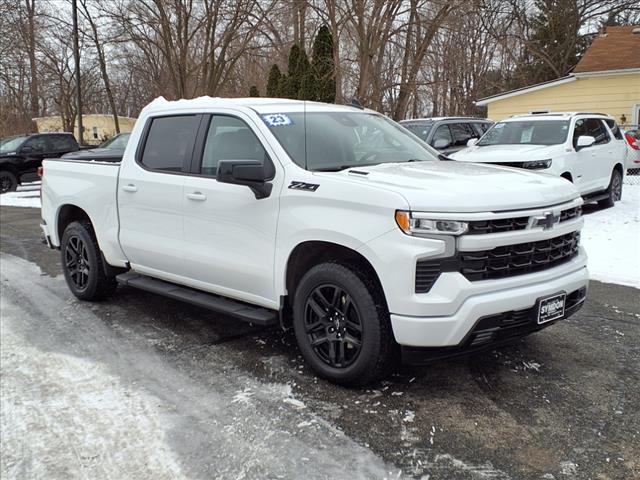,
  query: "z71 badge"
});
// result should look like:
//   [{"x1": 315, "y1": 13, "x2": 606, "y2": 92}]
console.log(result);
[{"x1": 288, "y1": 181, "x2": 320, "y2": 192}]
